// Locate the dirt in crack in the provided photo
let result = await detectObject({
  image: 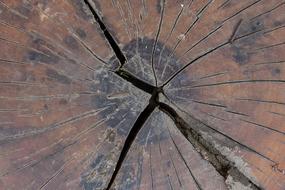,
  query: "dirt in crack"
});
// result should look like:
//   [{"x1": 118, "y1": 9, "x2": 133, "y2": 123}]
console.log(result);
[
  {"x1": 82, "y1": 1, "x2": 262, "y2": 189},
  {"x1": 159, "y1": 103, "x2": 262, "y2": 190}
]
